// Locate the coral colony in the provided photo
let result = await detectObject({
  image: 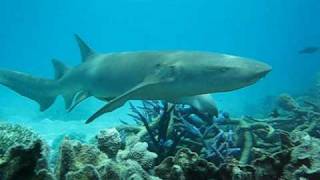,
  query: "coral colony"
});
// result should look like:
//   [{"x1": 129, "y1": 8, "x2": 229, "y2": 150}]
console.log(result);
[{"x1": 2, "y1": 81, "x2": 320, "y2": 180}]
